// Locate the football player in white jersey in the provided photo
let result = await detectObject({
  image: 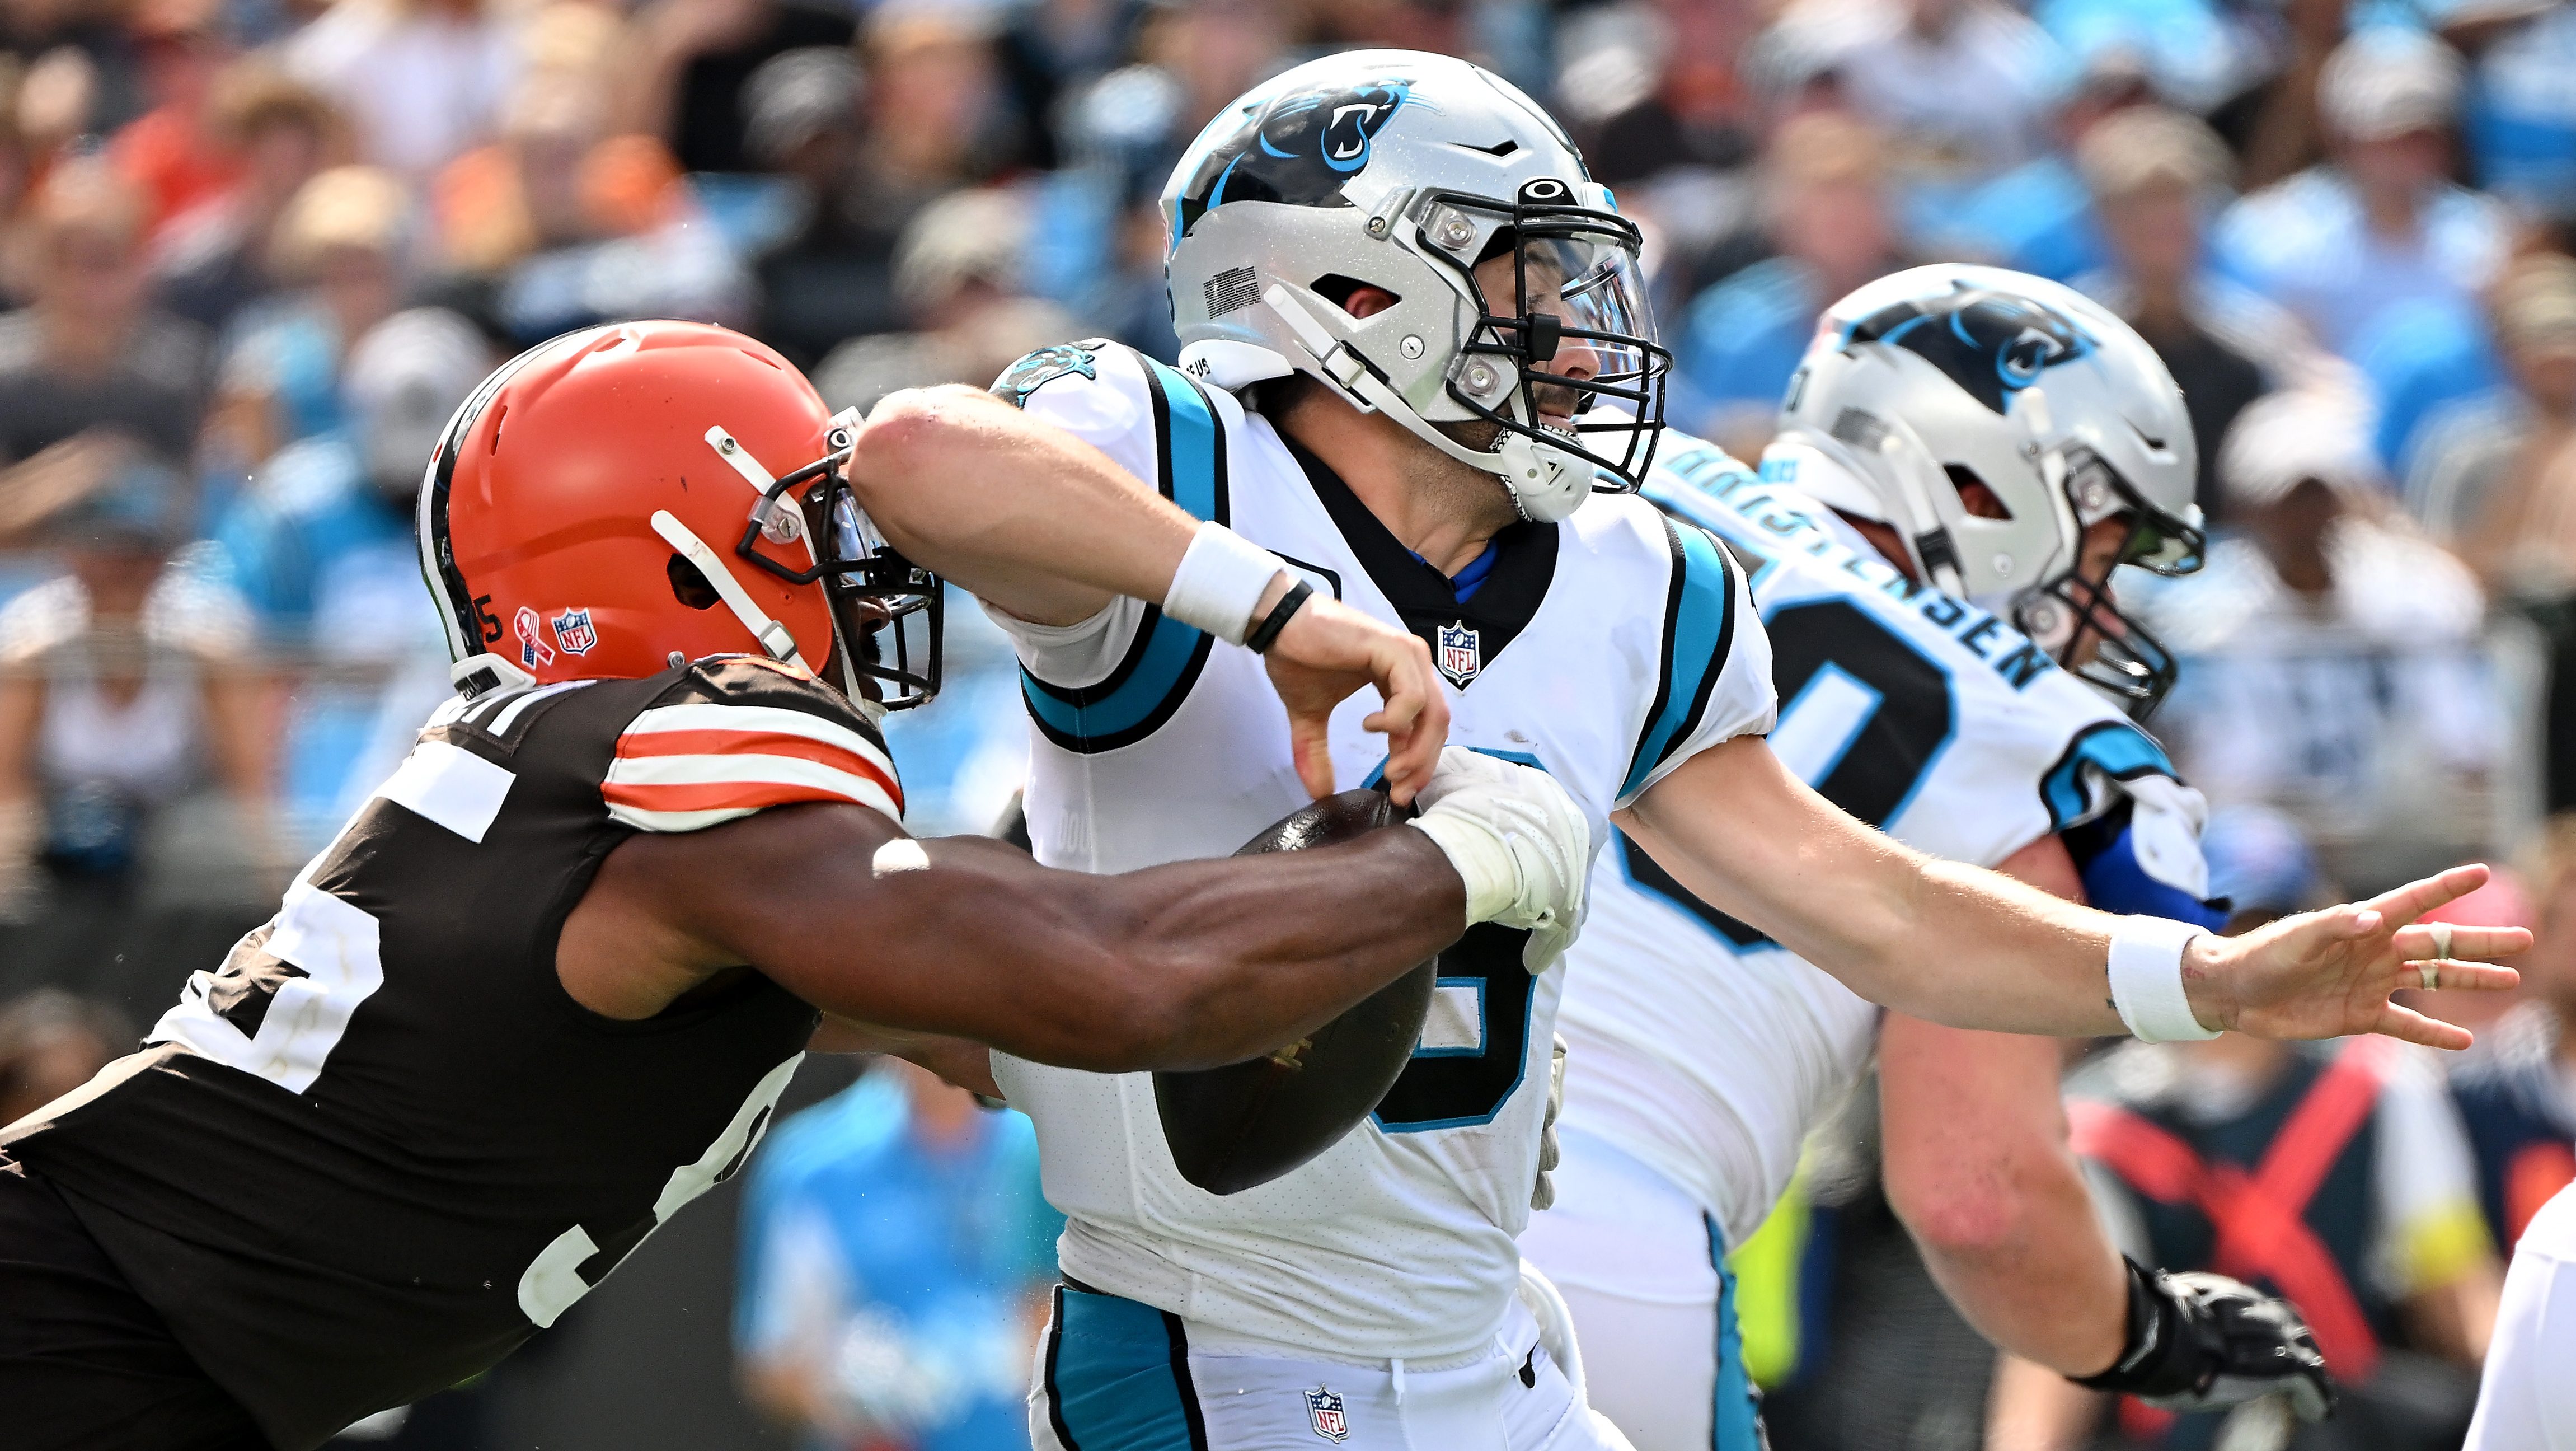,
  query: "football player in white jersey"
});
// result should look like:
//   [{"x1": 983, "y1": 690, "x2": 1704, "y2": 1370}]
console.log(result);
[
  {"x1": 839, "y1": 57, "x2": 2522, "y2": 1450},
  {"x1": 1525, "y1": 266, "x2": 2336, "y2": 1450}
]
